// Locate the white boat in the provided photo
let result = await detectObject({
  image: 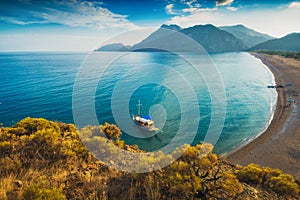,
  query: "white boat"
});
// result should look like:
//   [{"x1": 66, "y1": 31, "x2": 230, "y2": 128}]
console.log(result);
[{"x1": 132, "y1": 100, "x2": 158, "y2": 132}]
